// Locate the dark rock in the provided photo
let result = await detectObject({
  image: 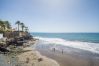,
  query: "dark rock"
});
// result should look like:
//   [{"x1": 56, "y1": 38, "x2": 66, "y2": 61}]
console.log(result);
[{"x1": 38, "y1": 58, "x2": 43, "y2": 62}]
